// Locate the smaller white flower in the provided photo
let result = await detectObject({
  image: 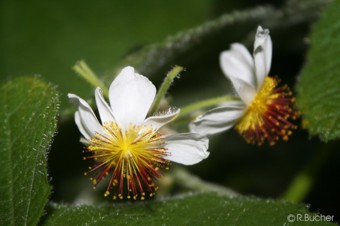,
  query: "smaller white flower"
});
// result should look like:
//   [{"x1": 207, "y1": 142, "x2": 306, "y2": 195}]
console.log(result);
[
  {"x1": 191, "y1": 26, "x2": 298, "y2": 145},
  {"x1": 68, "y1": 66, "x2": 209, "y2": 200}
]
